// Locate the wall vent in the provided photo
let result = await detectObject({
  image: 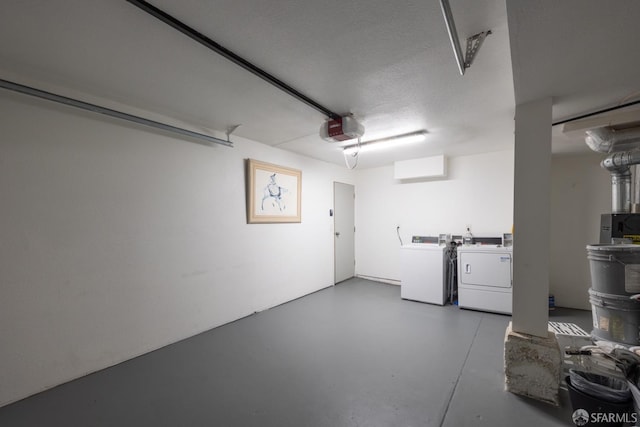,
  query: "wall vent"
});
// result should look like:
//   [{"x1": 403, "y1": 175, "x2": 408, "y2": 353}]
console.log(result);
[{"x1": 394, "y1": 155, "x2": 446, "y2": 180}]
